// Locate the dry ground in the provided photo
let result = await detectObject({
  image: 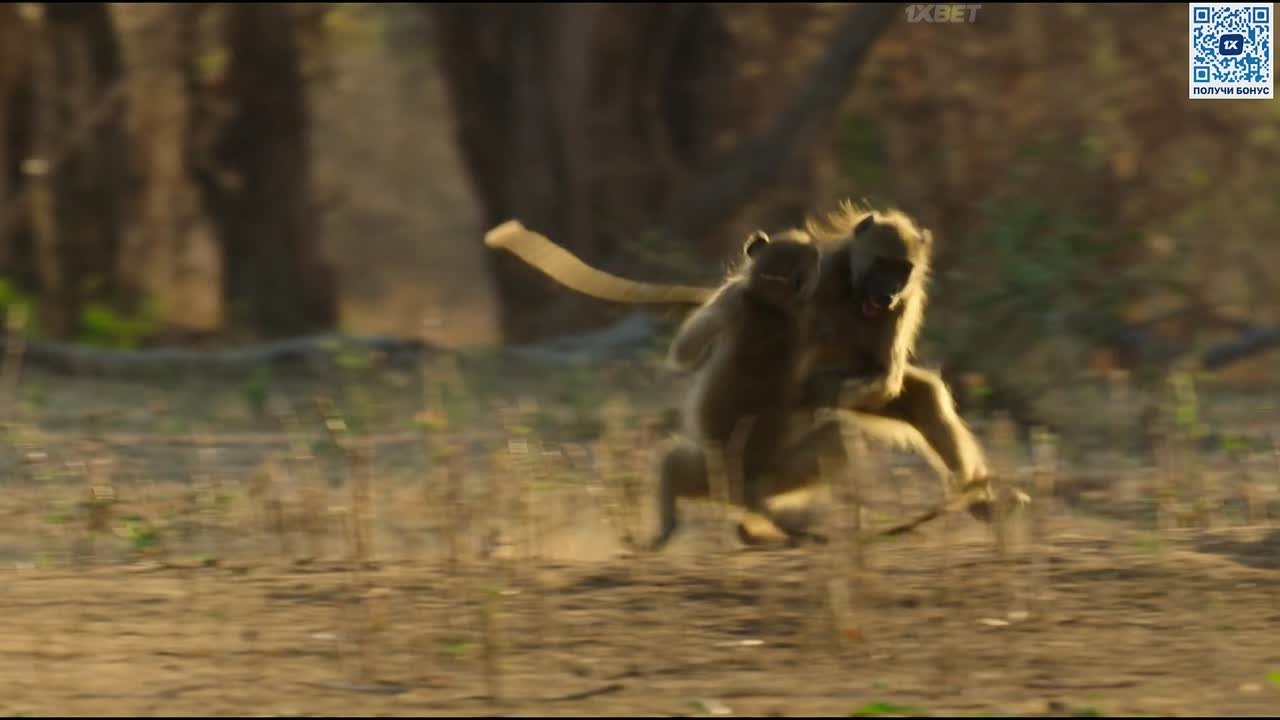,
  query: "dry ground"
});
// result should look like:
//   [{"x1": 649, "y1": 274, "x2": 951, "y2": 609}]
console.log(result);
[
  {"x1": 0, "y1": 367, "x2": 1277, "y2": 716},
  {"x1": 2, "y1": 513, "x2": 1279, "y2": 716}
]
